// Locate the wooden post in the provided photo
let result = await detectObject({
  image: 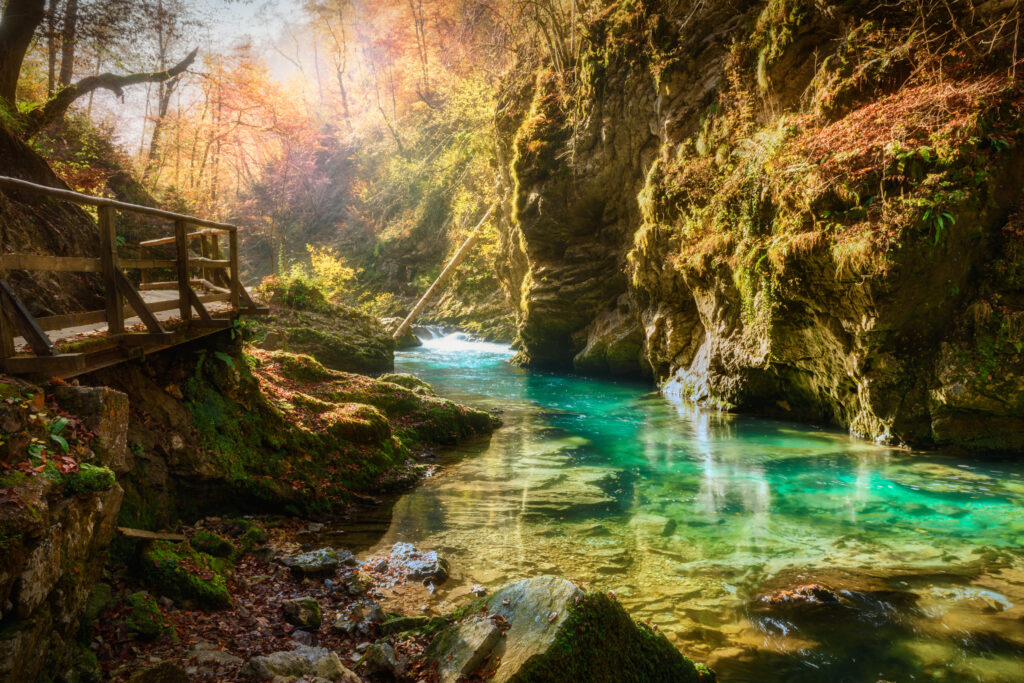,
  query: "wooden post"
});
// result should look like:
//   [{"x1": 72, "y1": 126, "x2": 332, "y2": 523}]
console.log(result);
[
  {"x1": 200, "y1": 234, "x2": 211, "y2": 289},
  {"x1": 229, "y1": 228, "x2": 240, "y2": 311},
  {"x1": 392, "y1": 203, "x2": 495, "y2": 341},
  {"x1": 175, "y1": 220, "x2": 190, "y2": 324},
  {"x1": 98, "y1": 205, "x2": 123, "y2": 333},
  {"x1": 0, "y1": 261, "x2": 13, "y2": 360}
]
